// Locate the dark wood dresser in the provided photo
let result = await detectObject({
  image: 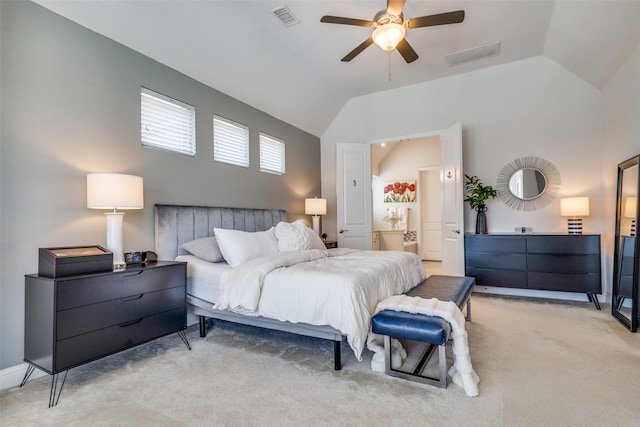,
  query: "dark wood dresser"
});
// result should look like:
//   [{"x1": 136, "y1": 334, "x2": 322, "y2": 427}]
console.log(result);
[
  {"x1": 465, "y1": 234, "x2": 602, "y2": 308},
  {"x1": 23, "y1": 261, "x2": 189, "y2": 407}
]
